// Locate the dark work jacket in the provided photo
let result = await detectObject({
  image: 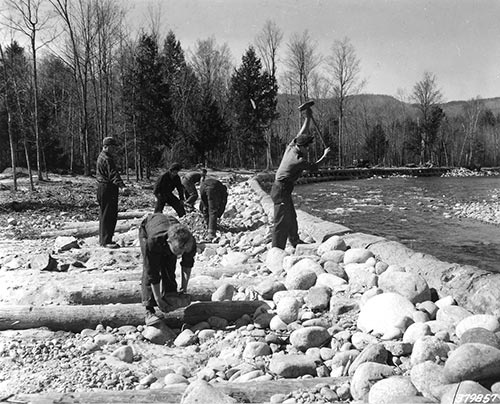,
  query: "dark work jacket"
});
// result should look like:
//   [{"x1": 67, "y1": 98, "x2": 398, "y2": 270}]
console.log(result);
[
  {"x1": 96, "y1": 151, "x2": 124, "y2": 186},
  {"x1": 154, "y1": 171, "x2": 184, "y2": 200},
  {"x1": 140, "y1": 214, "x2": 196, "y2": 285}
]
